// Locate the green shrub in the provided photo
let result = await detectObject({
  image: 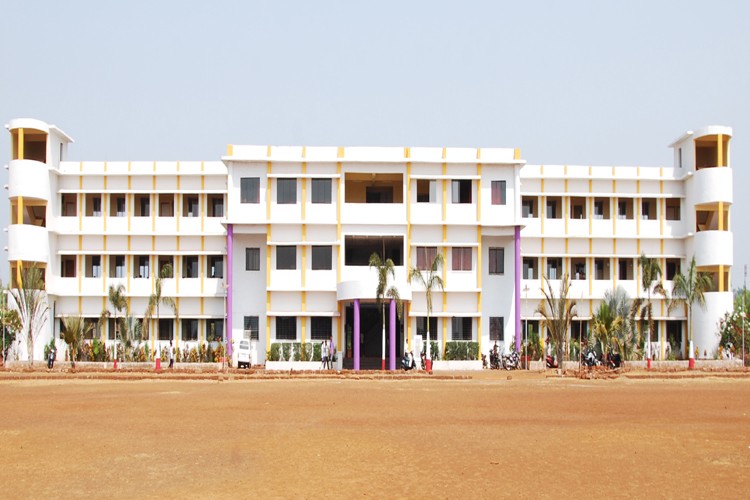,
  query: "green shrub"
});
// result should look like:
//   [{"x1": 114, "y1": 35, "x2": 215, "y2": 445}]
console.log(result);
[{"x1": 444, "y1": 341, "x2": 479, "y2": 360}]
